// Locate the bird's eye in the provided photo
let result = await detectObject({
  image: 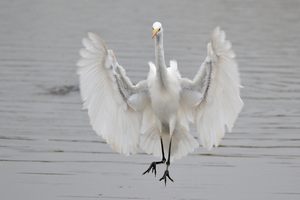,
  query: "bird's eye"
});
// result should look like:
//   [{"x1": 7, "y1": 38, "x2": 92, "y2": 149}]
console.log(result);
[{"x1": 158, "y1": 28, "x2": 161, "y2": 31}]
